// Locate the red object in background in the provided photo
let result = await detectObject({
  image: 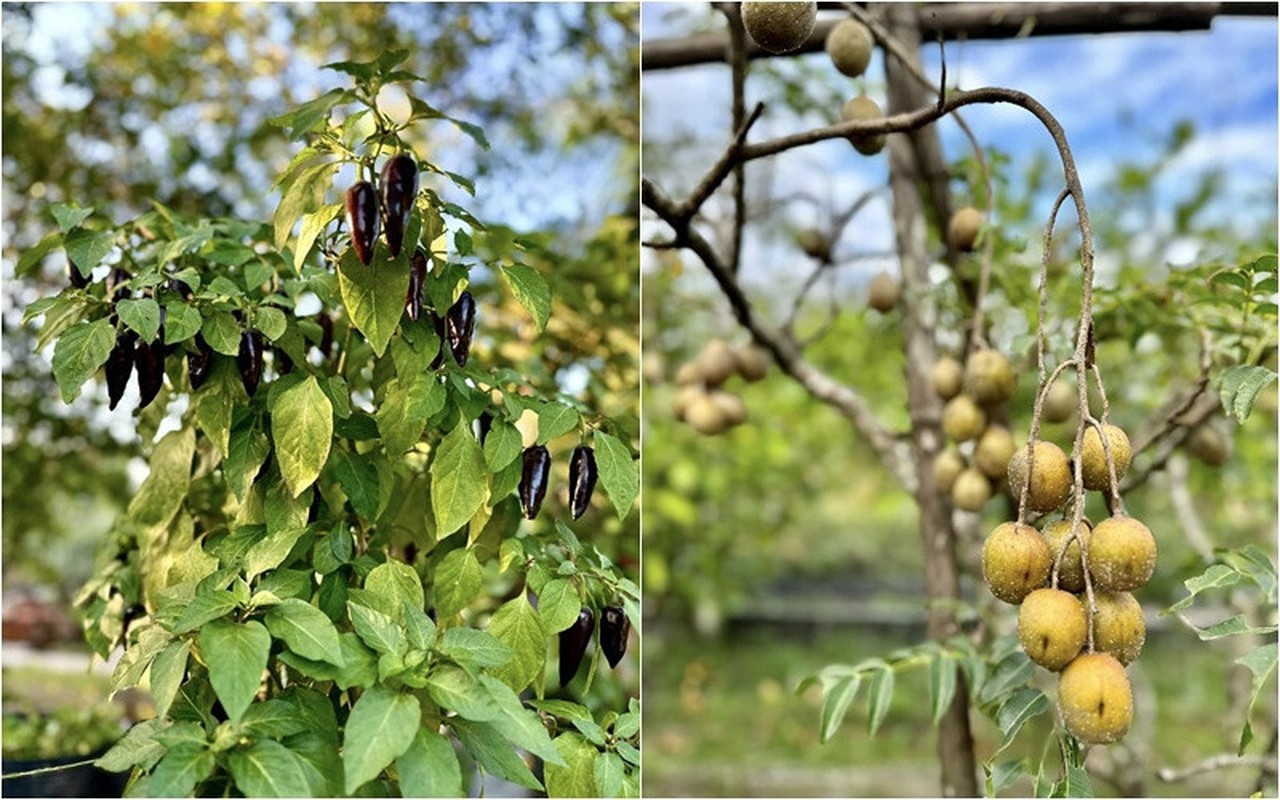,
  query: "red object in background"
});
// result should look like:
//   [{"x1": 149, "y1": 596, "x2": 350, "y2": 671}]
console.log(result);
[{"x1": 2, "y1": 594, "x2": 78, "y2": 649}]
